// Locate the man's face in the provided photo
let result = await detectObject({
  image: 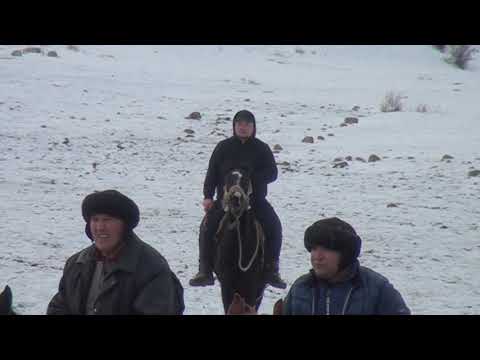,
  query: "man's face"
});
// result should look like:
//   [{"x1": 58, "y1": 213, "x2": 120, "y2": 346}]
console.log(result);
[
  {"x1": 234, "y1": 120, "x2": 254, "y2": 140},
  {"x1": 90, "y1": 214, "x2": 125, "y2": 255},
  {"x1": 310, "y1": 245, "x2": 341, "y2": 280}
]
